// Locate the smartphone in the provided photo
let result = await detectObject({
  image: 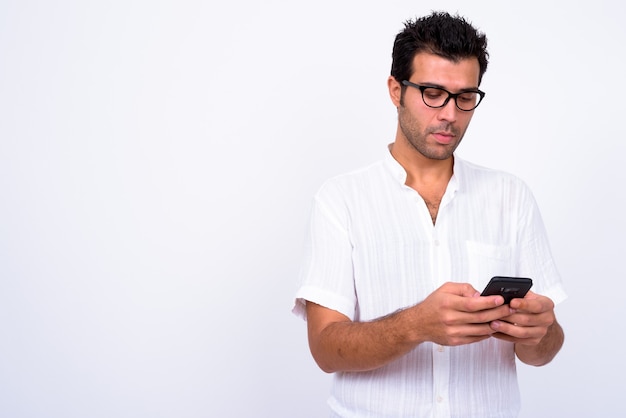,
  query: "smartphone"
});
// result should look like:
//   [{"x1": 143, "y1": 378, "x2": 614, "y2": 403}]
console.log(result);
[{"x1": 480, "y1": 276, "x2": 533, "y2": 304}]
